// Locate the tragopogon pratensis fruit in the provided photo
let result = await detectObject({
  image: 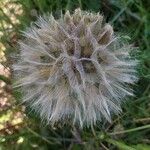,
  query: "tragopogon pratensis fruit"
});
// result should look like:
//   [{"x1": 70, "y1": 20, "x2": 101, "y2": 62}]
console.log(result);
[{"x1": 13, "y1": 8, "x2": 138, "y2": 127}]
